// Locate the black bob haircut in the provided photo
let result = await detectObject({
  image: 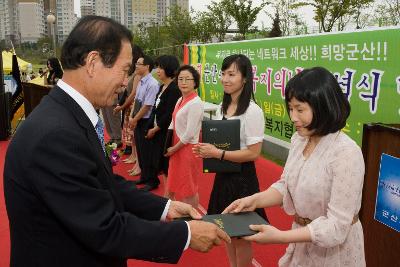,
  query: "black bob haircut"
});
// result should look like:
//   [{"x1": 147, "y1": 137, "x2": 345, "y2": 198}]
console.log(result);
[
  {"x1": 176, "y1": 65, "x2": 200, "y2": 89},
  {"x1": 141, "y1": 55, "x2": 155, "y2": 72},
  {"x1": 221, "y1": 54, "x2": 255, "y2": 116},
  {"x1": 155, "y1": 55, "x2": 180, "y2": 78},
  {"x1": 61, "y1": 15, "x2": 133, "y2": 70},
  {"x1": 285, "y1": 66, "x2": 350, "y2": 136}
]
